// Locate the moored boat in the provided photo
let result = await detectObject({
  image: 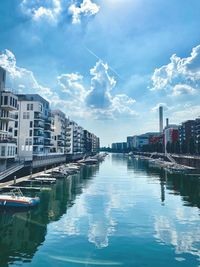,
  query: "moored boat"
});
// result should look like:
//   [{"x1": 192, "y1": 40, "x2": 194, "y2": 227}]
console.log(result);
[{"x1": 0, "y1": 189, "x2": 40, "y2": 207}]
